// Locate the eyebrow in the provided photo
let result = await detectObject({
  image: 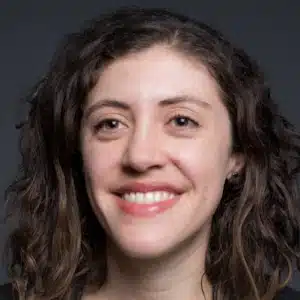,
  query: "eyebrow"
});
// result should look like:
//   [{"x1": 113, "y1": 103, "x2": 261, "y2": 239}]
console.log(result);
[{"x1": 83, "y1": 95, "x2": 211, "y2": 119}]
